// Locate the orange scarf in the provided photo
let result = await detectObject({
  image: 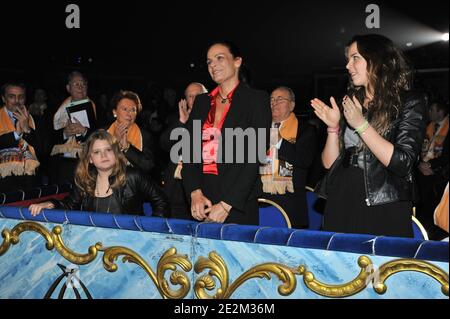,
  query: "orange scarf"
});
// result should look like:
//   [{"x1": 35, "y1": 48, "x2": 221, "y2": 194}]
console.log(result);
[
  {"x1": 279, "y1": 112, "x2": 298, "y2": 143},
  {"x1": 260, "y1": 113, "x2": 298, "y2": 194},
  {"x1": 422, "y1": 116, "x2": 449, "y2": 162},
  {"x1": 0, "y1": 106, "x2": 39, "y2": 177},
  {"x1": 107, "y1": 121, "x2": 143, "y2": 151}
]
